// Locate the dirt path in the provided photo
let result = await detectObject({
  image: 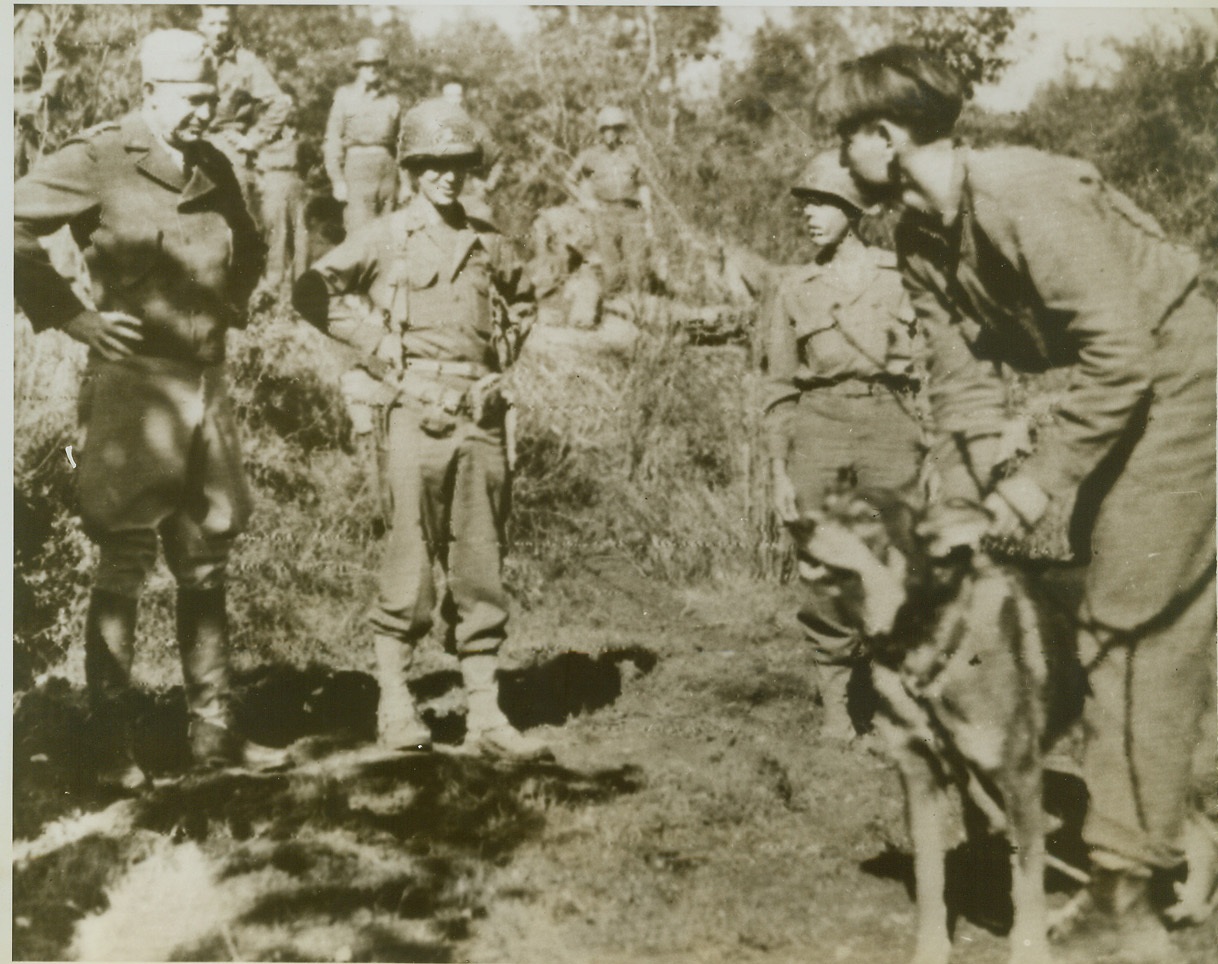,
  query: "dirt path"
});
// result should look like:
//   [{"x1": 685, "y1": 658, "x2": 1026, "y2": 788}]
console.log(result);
[{"x1": 12, "y1": 567, "x2": 1218, "y2": 962}]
